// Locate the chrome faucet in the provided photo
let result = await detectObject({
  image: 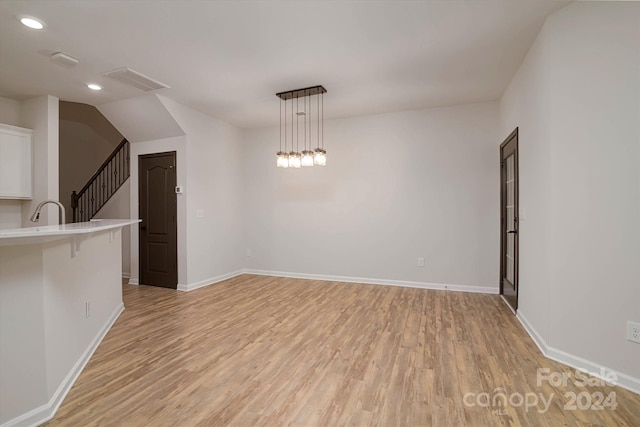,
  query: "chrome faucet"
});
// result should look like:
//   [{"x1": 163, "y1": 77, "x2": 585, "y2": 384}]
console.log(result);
[{"x1": 30, "y1": 200, "x2": 66, "y2": 225}]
